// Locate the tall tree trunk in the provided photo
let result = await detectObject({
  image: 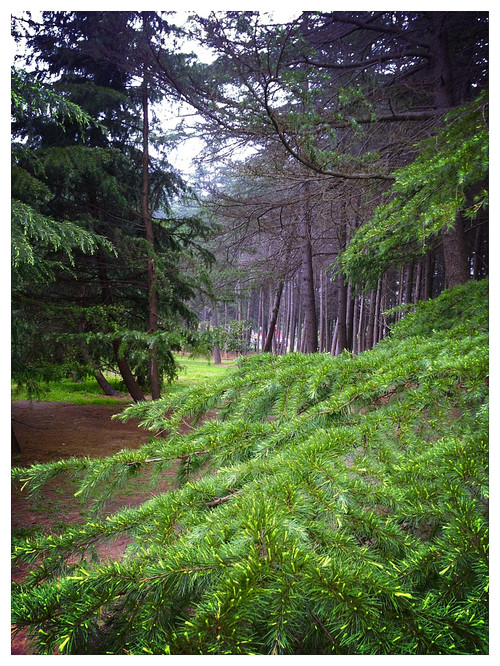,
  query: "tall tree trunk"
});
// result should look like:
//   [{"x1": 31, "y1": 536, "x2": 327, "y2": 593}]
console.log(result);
[
  {"x1": 336, "y1": 275, "x2": 348, "y2": 353},
  {"x1": 300, "y1": 185, "x2": 318, "y2": 353},
  {"x1": 356, "y1": 294, "x2": 365, "y2": 353},
  {"x1": 211, "y1": 306, "x2": 222, "y2": 365},
  {"x1": 257, "y1": 288, "x2": 264, "y2": 352},
  {"x1": 318, "y1": 271, "x2": 325, "y2": 352},
  {"x1": 422, "y1": 251, "x2": 434, "y2": 301},
  {"x1": 431, "y1": 12, "x2": 470, "y2": 287},
  {"x1": 442, "y1": 213, "x2": 470, "y2": 288},
  {"x1": 142, "y1": 74, "x2": 161, "y2": 399},
  {"x1": 351, "y1": 293, "x2": 359, "y2": 353},
  {"x1": 330, "y1": 318, "x2": 338, "y2": 356},
  {"x1": 288, "y1": 281, "x2": 297, "y2": 353},
  {"x1": 365, "y1": 288, "x2": 376, "y2": 351},
  {"x1": 372, "y1": 278, "x2": 382, "y2": 346},
  {"x1": 346, "y1": 280, "x2": 354, "y2": 352},
  {"x1": 263, "y1": 282, "x2": 284, "y2": 353},
  {"x1": 405, "y1": 261, "x2": 415, "y2": 305},
  {"x1": 414, "y1": 260, "x2": 423, "y2": 306},
  {"x1": 296, "y1": 295, "x2": 303, "y2": 353}
]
